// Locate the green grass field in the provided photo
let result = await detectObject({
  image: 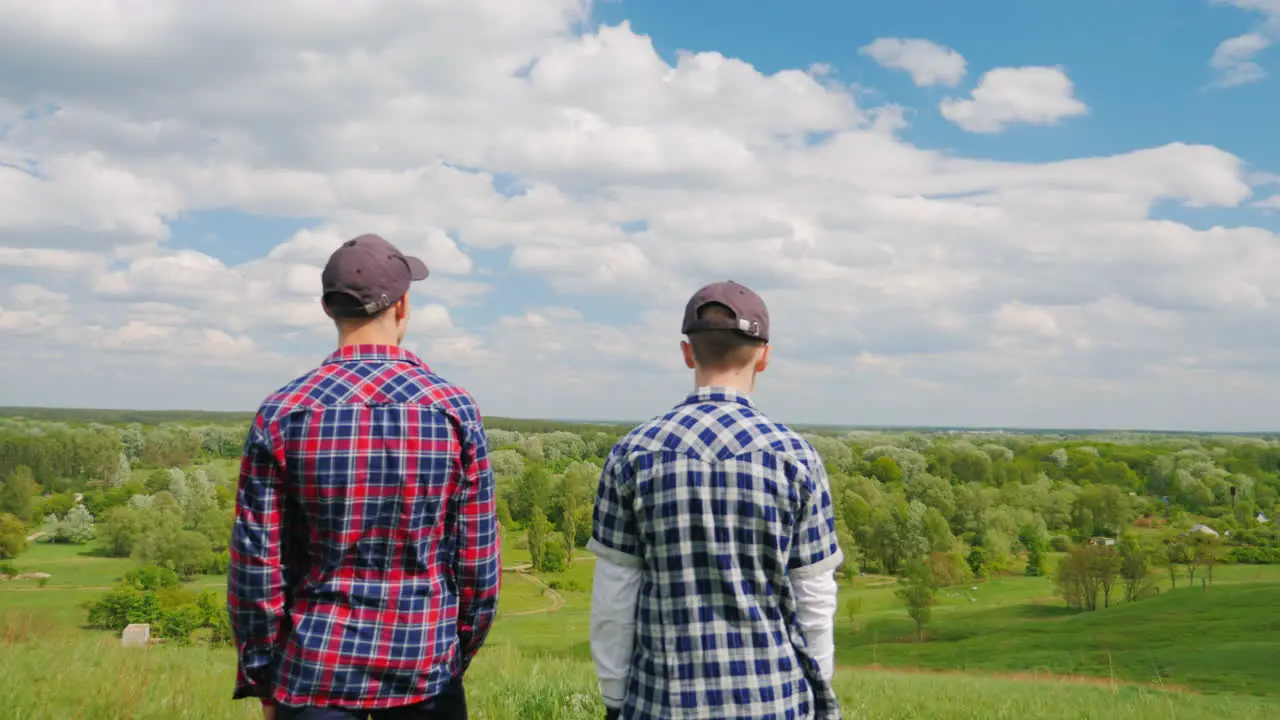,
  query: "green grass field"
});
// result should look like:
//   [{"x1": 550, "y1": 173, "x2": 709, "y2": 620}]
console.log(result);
[
  {"x1": 2, "y1": 632, "x2": 1278, "y2": 720},
  {"x1": 833, "y1": 563, "x2": 1280, "y2": 697},
  {"x1": 5, "y1": 542, "x2": 1280, "y2": 718}
]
